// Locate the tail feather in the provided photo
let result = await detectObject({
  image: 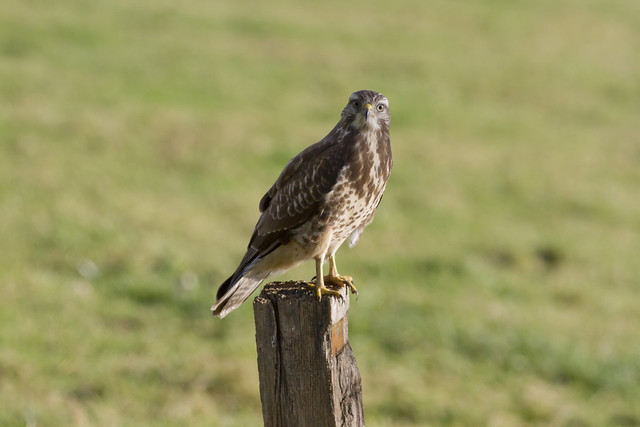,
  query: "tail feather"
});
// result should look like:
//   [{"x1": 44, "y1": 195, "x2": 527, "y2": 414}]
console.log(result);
[
  {"x1": 213, "y1": 244, "x2": 283, "y2": 318},
  {"x1": 211, "y1": 272, "x2": 269, "y2": 318},
  {"x1": 216, "y1": 275, "x2": 234, "y2": 301}
]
